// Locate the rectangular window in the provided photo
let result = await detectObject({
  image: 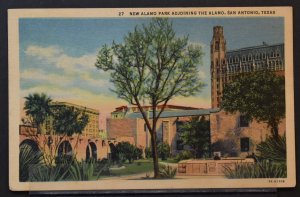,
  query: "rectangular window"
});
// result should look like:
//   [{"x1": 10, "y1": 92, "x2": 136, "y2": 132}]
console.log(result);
[
  {"x1": 239, "y1": 115, "x2": 249, "y2": 127},
  {"x1": 176, "y1": 140, "x2": 184, "y2": 150},
  {"x1": 240, "y1": 137, "x2": 250, "y2": 152},
  {"x1": 176, "y1": 121, "x2": 184, "y2": 132}
]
